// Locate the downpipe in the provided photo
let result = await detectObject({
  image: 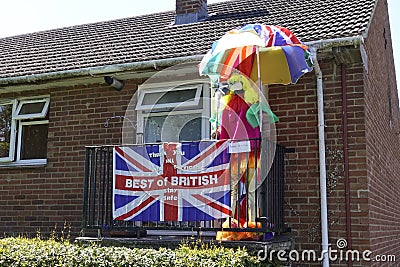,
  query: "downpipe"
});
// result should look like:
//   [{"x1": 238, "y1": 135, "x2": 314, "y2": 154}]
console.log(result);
[
  {"x1": 305, "y1": 36, "x2": 364, "y2": 267},
  {"x1": 310, "y1": 47, "x2": 330, "y2": 267}
]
